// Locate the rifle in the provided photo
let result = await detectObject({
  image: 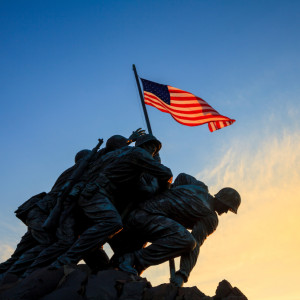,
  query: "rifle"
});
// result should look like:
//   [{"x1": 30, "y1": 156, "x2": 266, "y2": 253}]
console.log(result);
[{"x1": 43, "y1": 138, "x2": 103, "y2": 231}]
